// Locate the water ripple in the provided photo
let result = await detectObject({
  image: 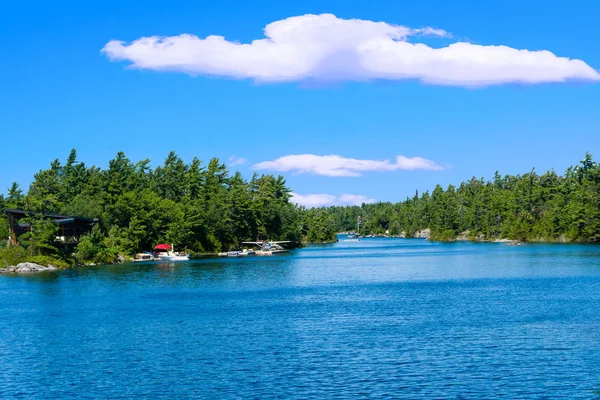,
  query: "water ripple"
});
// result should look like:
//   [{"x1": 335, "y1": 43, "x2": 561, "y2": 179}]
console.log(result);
[{"x1": 1, "y1": 239, "x2": 600, "y2": 398}]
